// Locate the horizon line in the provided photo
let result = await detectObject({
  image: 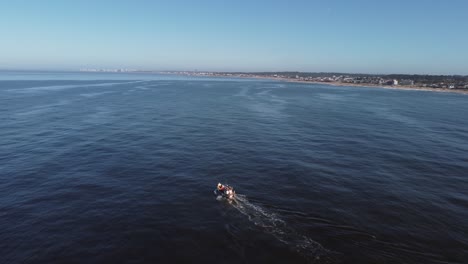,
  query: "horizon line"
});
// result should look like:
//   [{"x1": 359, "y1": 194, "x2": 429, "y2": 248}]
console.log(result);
[{"x1": 1, "y1": 68, "x2": 467, "y2": 77}]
